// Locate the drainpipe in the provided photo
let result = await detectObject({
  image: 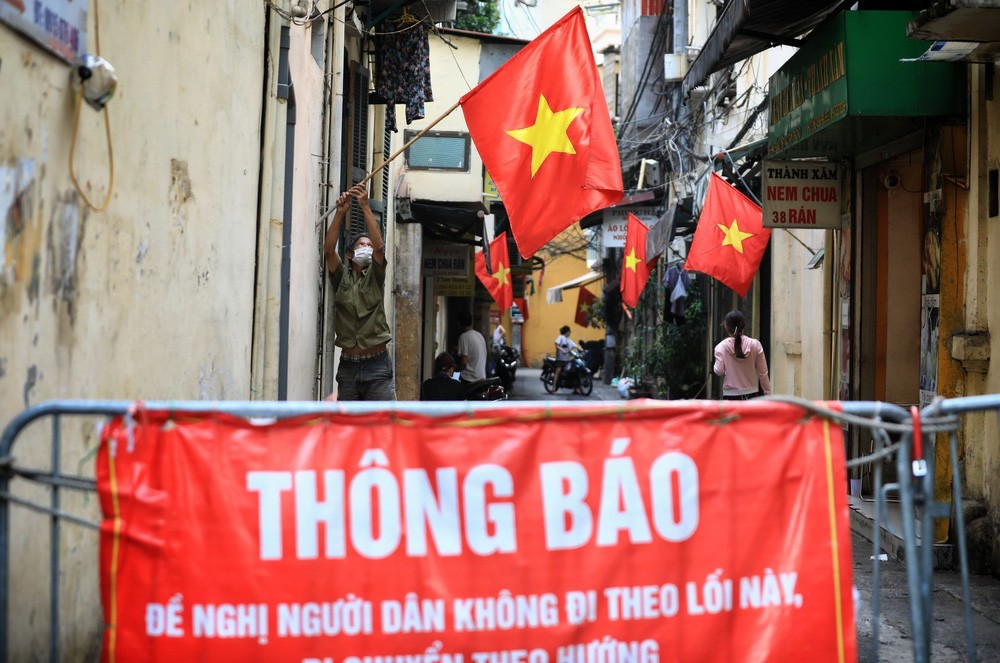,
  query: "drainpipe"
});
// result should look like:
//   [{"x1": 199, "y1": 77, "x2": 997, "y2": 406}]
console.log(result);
[
  {"x1": 278, "y1": 27, "x2": 295, "y2": 400},
  {"x1": 317, "y1": 5, "x2": 347, "y2": 398},
  {"x1": 251, "y1": 9, "x2": 290, "y2": 400}
]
